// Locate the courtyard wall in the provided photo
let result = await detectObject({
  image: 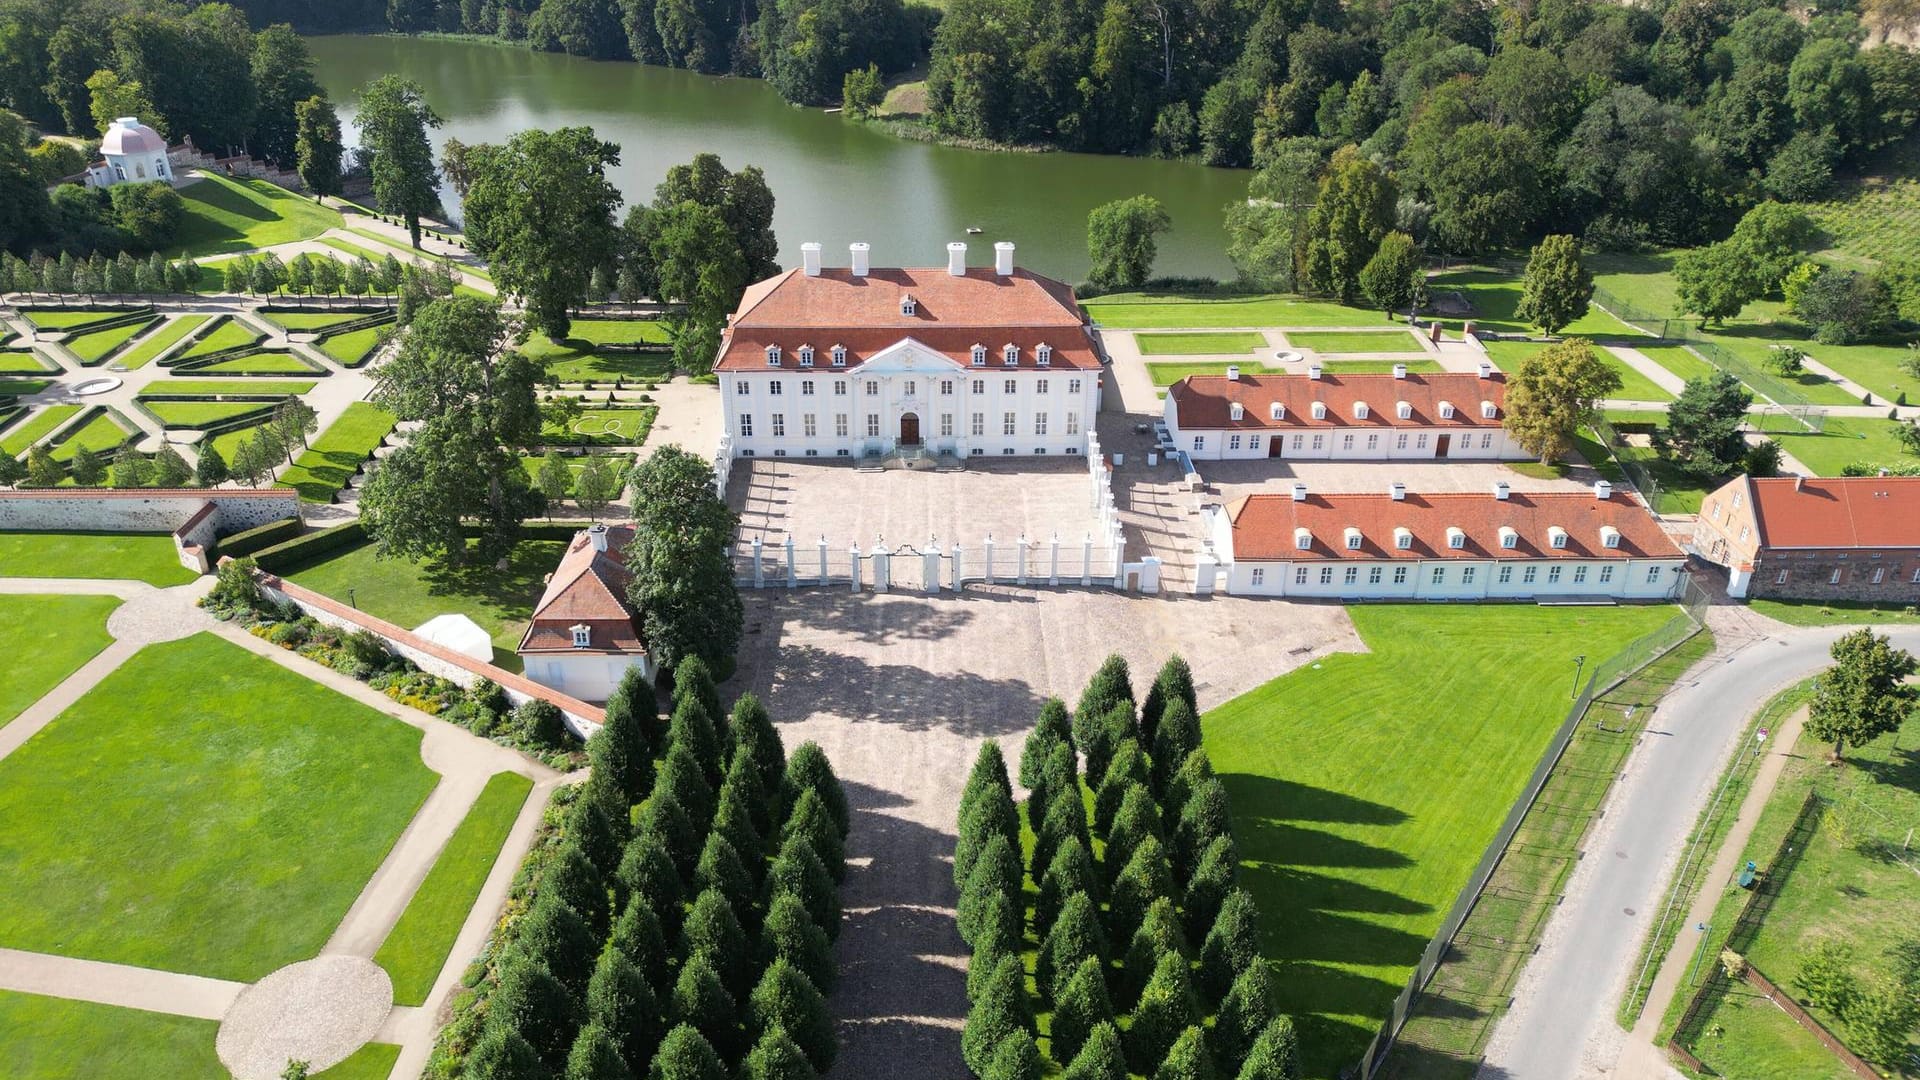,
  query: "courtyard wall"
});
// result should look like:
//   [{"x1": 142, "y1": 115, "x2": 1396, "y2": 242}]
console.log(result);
[{"x1": 0, "y1": 489, "x2": 302, "y2": 573}]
